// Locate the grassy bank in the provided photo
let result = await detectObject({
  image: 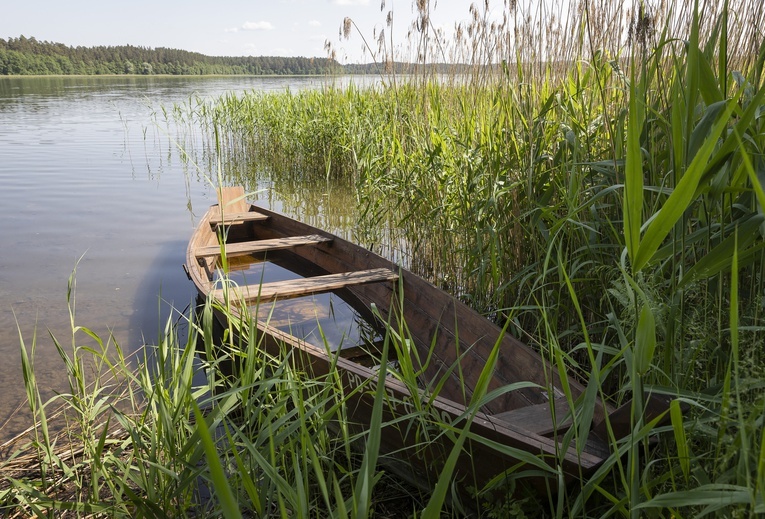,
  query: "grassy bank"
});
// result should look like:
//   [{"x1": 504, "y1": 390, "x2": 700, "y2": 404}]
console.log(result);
[{"x1": 0, "y1": 276, "x2": 441, "y2": 517}]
